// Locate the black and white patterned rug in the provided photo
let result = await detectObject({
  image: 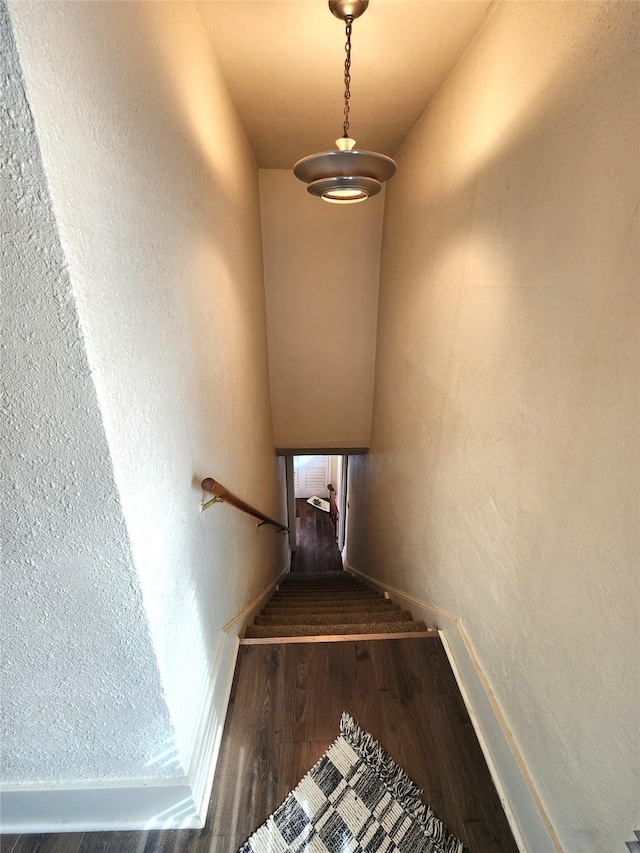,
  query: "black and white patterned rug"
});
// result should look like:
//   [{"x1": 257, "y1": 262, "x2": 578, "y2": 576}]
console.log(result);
[{"x1": 238, "y1": 712, "x2": 463, "y2": 853}]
